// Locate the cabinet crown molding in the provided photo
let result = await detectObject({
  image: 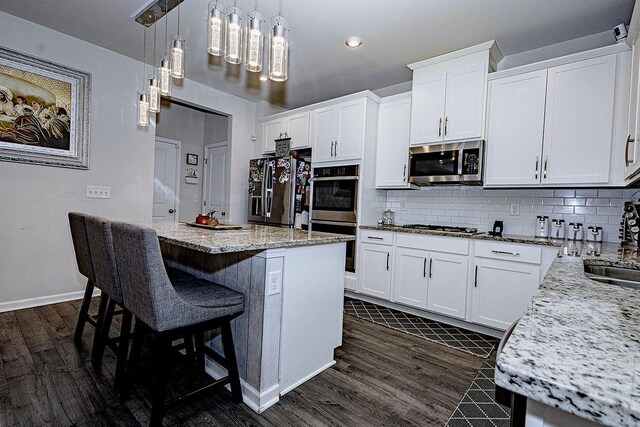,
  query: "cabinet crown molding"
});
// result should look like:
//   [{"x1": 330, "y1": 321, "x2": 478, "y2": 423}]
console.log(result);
[{"x1": 408, "y1": 40, "x2": 503, "y2": 71}]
